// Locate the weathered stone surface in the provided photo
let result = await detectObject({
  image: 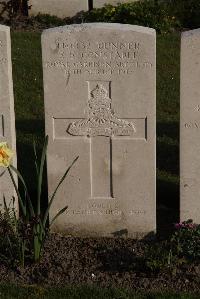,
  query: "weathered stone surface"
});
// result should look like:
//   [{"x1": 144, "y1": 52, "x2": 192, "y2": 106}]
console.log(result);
[
  {"x1": 180, "y1": 29, "x2": 200, "y2": 223},
  {"x1": 42, "y1": 23, "x2": 156, "y2": 238},
  {"x1": 0, "y1": 0, "x2": 10, "y2": 19},
  {"x1": 29, "y1": 0, "x2": 88, "y2": 18},
  {"x1": 93, "y1": 0, "x2": 138, "y2": 9},
  {"x1": 0, "y1": 25, "x2": 17, "y2": 210}
]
